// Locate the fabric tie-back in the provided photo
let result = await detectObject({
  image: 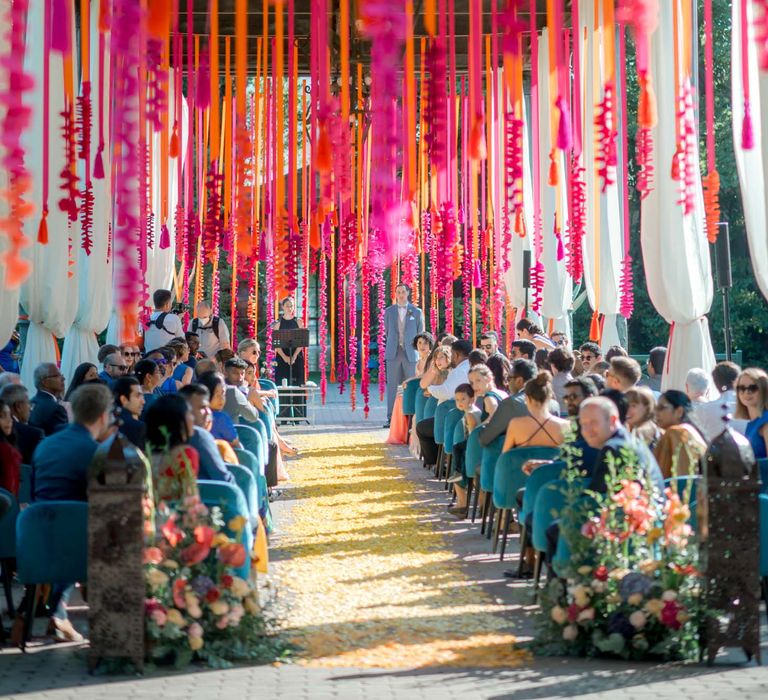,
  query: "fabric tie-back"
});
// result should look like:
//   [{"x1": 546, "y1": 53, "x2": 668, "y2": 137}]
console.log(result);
[
  {"x1": 60, "y1": 5, "x2": 113, "y2": 383},
  {"x1": 578, "y1": 0, "x2": 623, "y2": 351},
  {"x1": 731, "y1": 0, "x2": 768, "y2": 302},
  {"x1": 641, "y1": 0, "x2": 715, "y2": 392},
  {"x1": 537, "y1": 29, "x2": 572, "y2": 330},
  {"x1": 20, "y1": 0, "x2": 80, "y2": 391}
]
